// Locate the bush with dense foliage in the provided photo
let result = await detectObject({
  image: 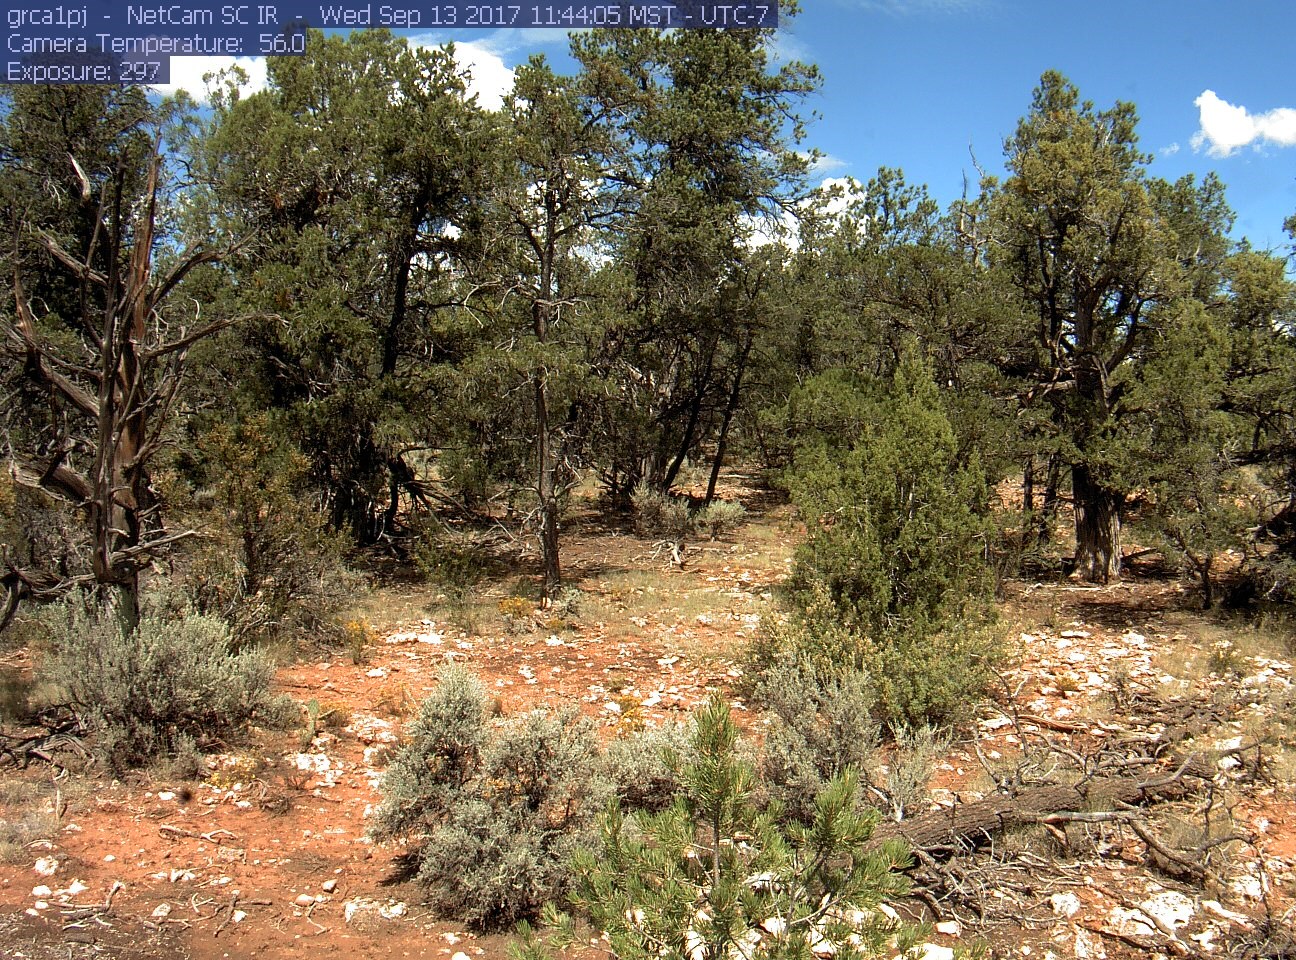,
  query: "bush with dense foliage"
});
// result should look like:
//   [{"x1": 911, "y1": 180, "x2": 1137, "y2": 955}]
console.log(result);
[
  {"x1": 753, "y1": 652, "x2": 879, "y2": 824},
  {"x1": 772, "y1": 358, "x2": 1001, "y2": 730},
  {"x1": 40, "y1": 597, "x2": 288, "y2": 771},
  {"x1": 370, "y1": 668, "x2": 606, "y2": 930},
  {"x1": 177, "y1": 417, "x2": 356, "y2": 647}
]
